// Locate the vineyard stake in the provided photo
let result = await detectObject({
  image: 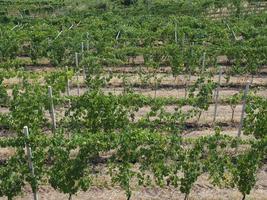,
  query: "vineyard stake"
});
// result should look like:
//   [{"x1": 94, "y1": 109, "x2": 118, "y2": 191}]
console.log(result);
[
  {"x1": 11, "y1": 23, "x2": 20, "y2": 31},
  {"x1": 66, "y1": 66, "x2": 70, "y2": 96},
  {"x1": 154, "y1": 76, "x2": 158, "y2": 98},
  {"x1": 213, "y1": 66, "x2": 222, "y2": 123},
  {"x1": 202, "y1": 52, "x2": 206, "y2": 73},
  {"x1": 55, "y1": 30, "x2": 63, "y2": 39},
  {"x1": 68, "y1": 24, "x2": 74, "y2": 30},
  {"x1": 86, "y1": 32, "x2": 90, "y2": 51},
  {"x1": 67, "y1": 79, "x2": 71, "y2": 96},
  {"x1": 23, "y1": 126, "x2": 39, "y2": 200},
  {"x1": 175, "y1": 23, "x2": 178, "y2": 44},
  {"x1": 75, "y1": 52, "x2": 79, "y2": 68},
  {"x1": 81, "y1": 42, "x2": 84, "y2": 55},
  {"x1": 81, "y1": 42, "x2": 86, "y2": 81},
  {"x1": 75, "y1": 52, "x2": 80, "y2": 96},
  {"x1": 225, "y1": 22, "x2": 238, "y2": 41},
  {"x1": 116, "y1": 30, "x2": 121, "y2": 41},
  {"x1": 237, "y1": 81, "x2": 250, "y2": 137},
  {"x1": 48, "y1": 86, "x2": 56, "y2": 133}
]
